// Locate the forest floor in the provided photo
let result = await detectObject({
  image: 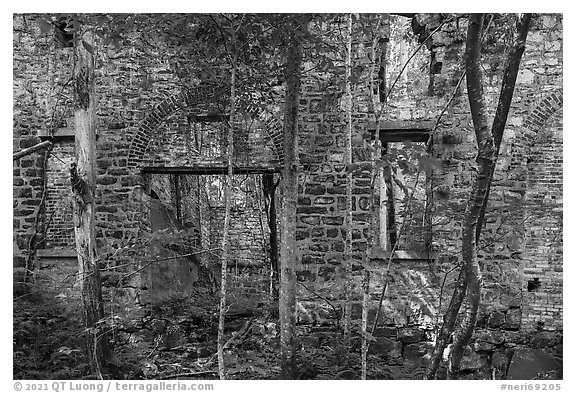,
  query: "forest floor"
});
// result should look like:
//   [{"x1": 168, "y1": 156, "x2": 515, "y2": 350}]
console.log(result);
[{"x1": 13, "y1": 269, "x2": 427, "y2": 380}]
